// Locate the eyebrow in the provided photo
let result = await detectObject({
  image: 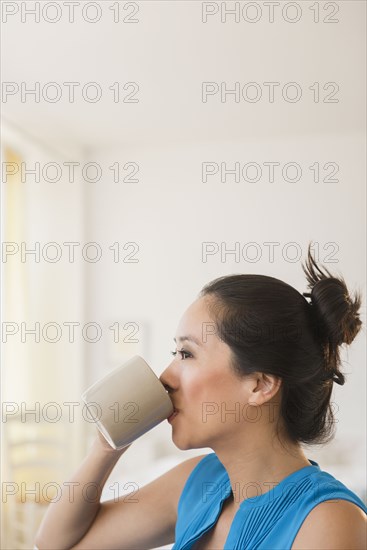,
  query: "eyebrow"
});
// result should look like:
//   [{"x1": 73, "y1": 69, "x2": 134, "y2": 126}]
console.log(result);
[{"x1": 174, "y1": 335, "x2": 201, "y2": 346}]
